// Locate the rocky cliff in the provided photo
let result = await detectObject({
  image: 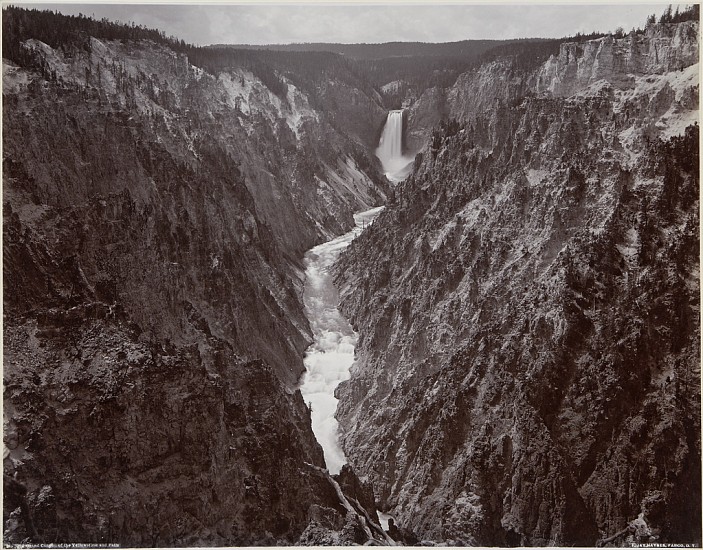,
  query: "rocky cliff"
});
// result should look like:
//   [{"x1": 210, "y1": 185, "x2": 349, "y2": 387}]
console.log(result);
[
  {"x1": 405, "y1": 21, "x2": 699, "y2": 157},
  {"x1": 335, "y1": 21, "x2": 700, "y2": 546},
  {"x1": 536, "y1": 22, "x2": 699, "y2": 96},
  {"x1": 4, "y1": 314, "x2": 339, "y2": 545},
  {"x1": 3, "y1": 12, "x2": 390, "y2": 545}
]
